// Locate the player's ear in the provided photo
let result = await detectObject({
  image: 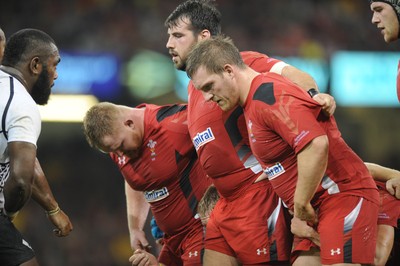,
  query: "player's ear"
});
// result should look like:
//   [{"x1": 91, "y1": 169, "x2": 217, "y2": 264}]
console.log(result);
[
  {"x1": 30, "y1": 56, "x2": 42, "y2": 75},
  {"x1": 199, "y1": 29, "x2": 211, "y2": 40},
  {"x1": 224, "y1": 64, "x2": 234, "y2": 76},
  {"x1": 125, "y1": 119, "x2": 134, "y2": 128}
]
